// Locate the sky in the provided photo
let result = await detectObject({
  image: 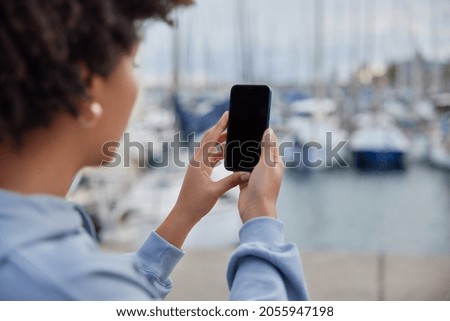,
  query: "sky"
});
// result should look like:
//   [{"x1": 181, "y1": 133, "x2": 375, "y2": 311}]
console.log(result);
[{"x1": 135, "y1": 0, "x2": 450, "y2": 87}]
